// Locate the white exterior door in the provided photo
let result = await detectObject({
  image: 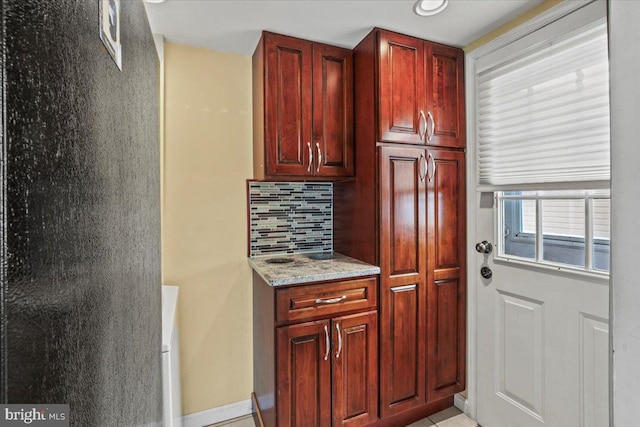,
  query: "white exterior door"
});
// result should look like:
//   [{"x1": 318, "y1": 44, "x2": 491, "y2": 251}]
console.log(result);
[
  {"x1": 473, "y1": 192, "x2": 609, "y2": 427},
  {"x1": 468, "y1": 3, "x2": 611, "y2": 426}
]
